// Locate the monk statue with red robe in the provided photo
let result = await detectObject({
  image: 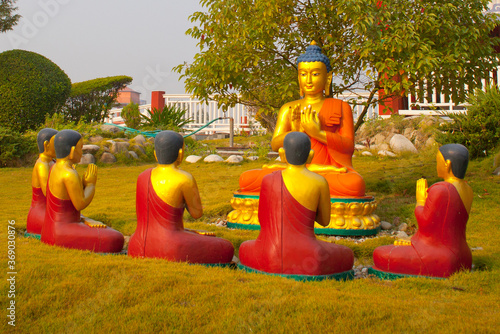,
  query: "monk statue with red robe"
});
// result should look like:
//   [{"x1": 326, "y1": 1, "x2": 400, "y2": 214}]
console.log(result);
[
  {"x1": 128, "y1": 130, "x2": 234, "y2": 264},
  {"x1": 371, "y1": 144, "x2": 473, "y2": 279},
  {"x1": 228, "y1": 42, "x2": 379, "y2": 235},
  {"x1": 26, "y1": 128, "x2": 58, "y2": 238},
  {"x1": 41, "y1": 130, "x2": 124, "y2": 253},
  {"x1": 238, "y1": 132, "x2": 354, "y2": 280}
]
